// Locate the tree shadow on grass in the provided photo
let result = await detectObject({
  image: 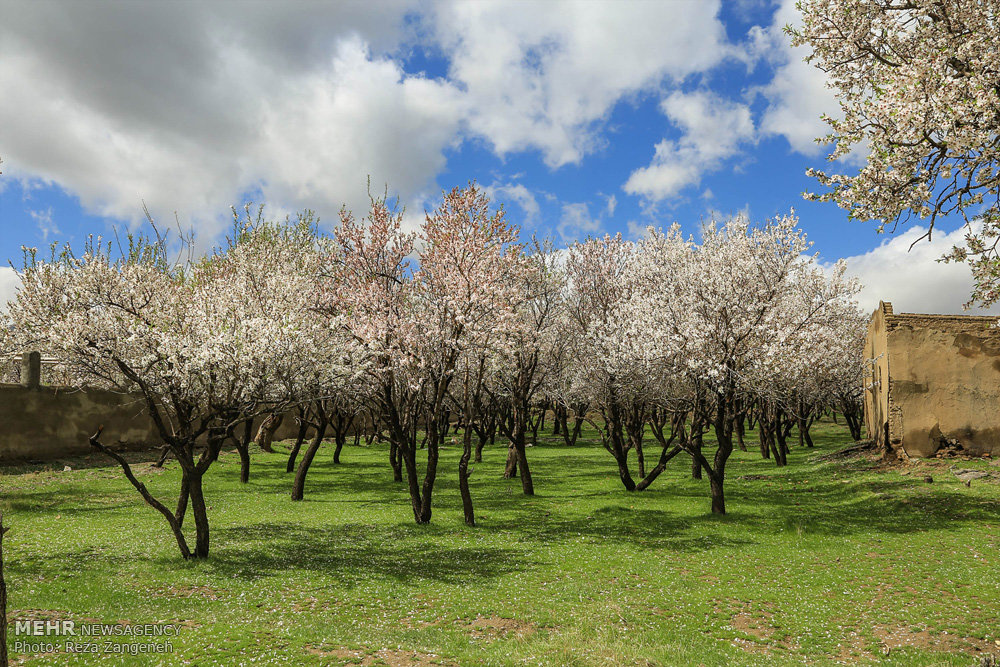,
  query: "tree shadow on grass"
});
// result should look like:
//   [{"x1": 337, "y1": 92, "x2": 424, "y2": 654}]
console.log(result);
[
  {"x1": 0, "y1": 448, "x2": 167, "y2": 475},
  {"x1": 483, "y1": 503, "x2": 754, "y2": 552},
  {"x1": 722, "y1": 473, "x2": 1000, "y2": 537},
  {"x1": 207, "y1": 521, "x2": 528, "y2": 586}
]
